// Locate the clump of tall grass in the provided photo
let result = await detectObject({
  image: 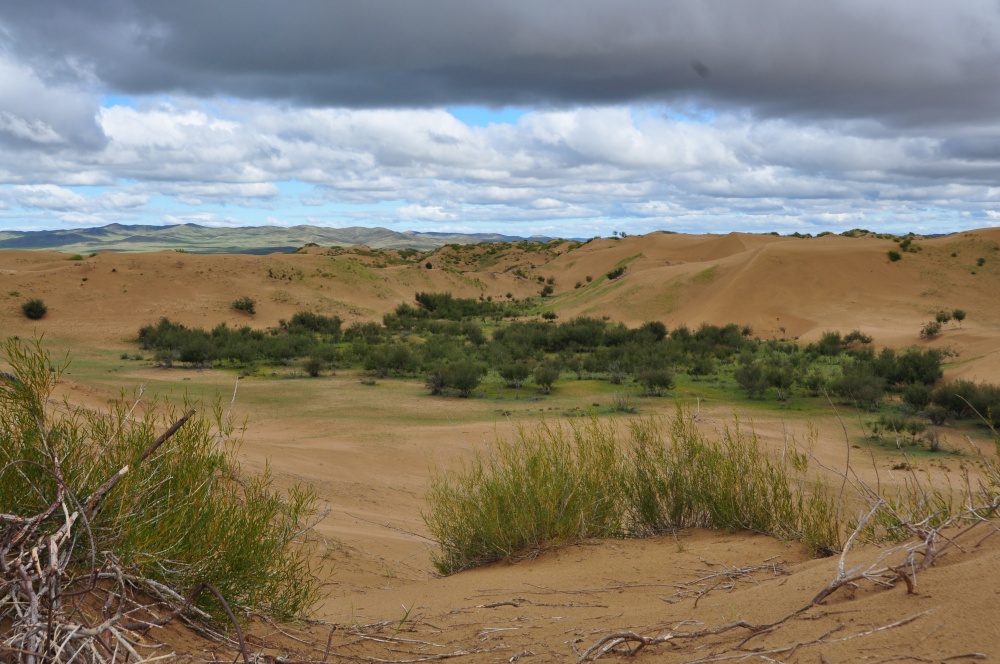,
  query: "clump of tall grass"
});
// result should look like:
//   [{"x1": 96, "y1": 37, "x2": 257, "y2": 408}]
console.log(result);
[
  {"x1": 0, "y1": 337, "x2": 320, "y2": 619},
  {"x1": 425, "y1": 413, "x2": 842, "y2": 575},
  {"x1": 621, "y1": 416, "x2": 841, "y2": 555},
  {"x1": 424, "y1": 419, "x2": 628, "y2": 574}
]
